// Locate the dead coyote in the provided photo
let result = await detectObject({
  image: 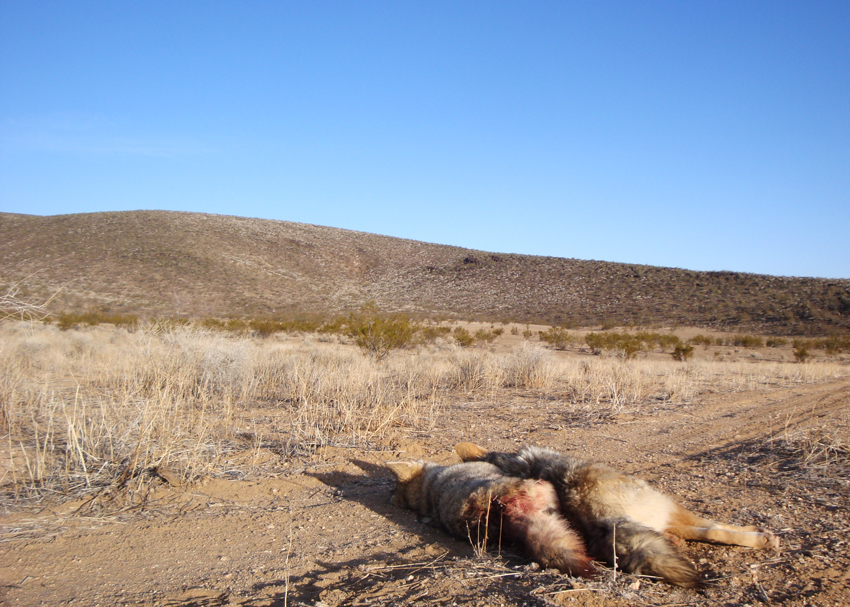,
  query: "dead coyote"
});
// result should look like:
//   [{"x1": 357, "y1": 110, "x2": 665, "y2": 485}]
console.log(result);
[
  {"x1": 388, "y1": 459, "x2": 596, "y2": 577},
  {"x1": 455, "y1": 443, "x2": 780, "y2": 588}
]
